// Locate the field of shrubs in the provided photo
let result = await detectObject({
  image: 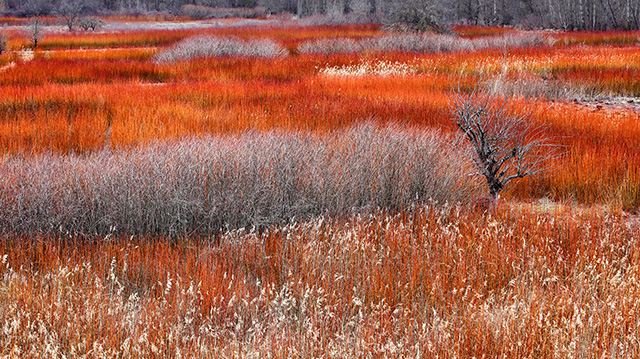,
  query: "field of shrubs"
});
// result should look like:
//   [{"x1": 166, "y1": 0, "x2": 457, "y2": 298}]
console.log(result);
[{"x1": 0, "y1": 16, "x2": 639, "y2": 357}]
